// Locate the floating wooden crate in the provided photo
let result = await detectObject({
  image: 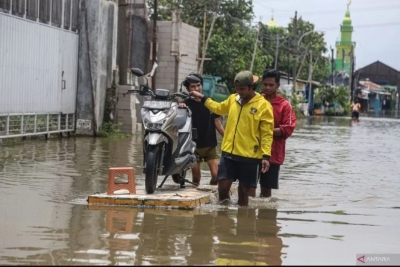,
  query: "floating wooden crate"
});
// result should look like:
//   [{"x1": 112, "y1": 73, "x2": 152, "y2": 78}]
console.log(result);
[{"x1": 87, "y1": 184, "x2": 238, "y2": 210}]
